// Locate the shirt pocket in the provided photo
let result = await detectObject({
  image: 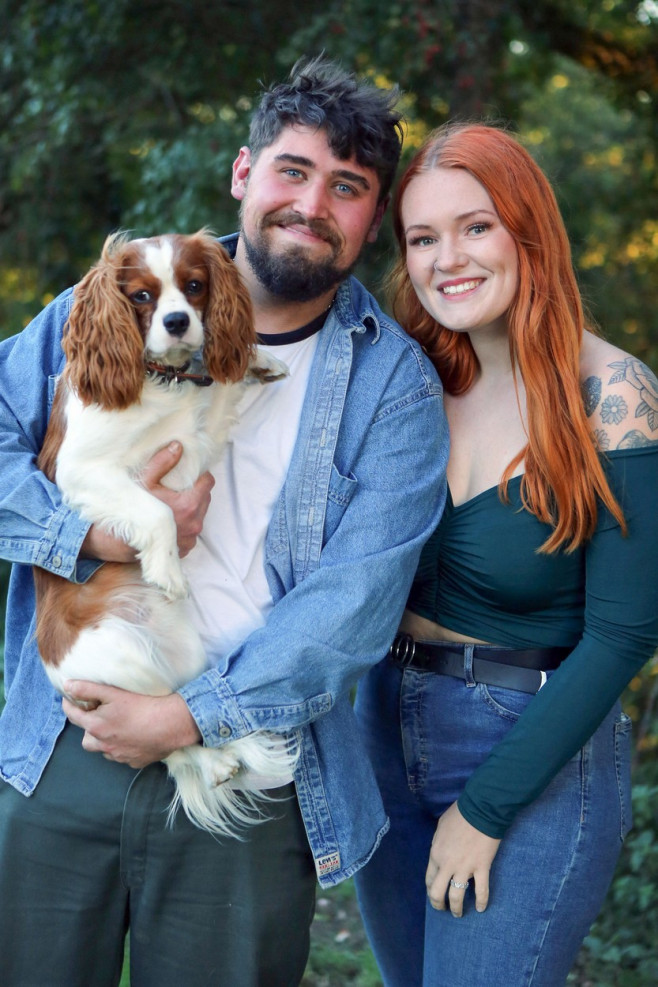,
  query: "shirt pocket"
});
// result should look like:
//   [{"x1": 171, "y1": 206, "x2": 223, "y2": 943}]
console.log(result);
[{"x1": 324, "y1": 463, "x2": 357, "y2": 541}]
